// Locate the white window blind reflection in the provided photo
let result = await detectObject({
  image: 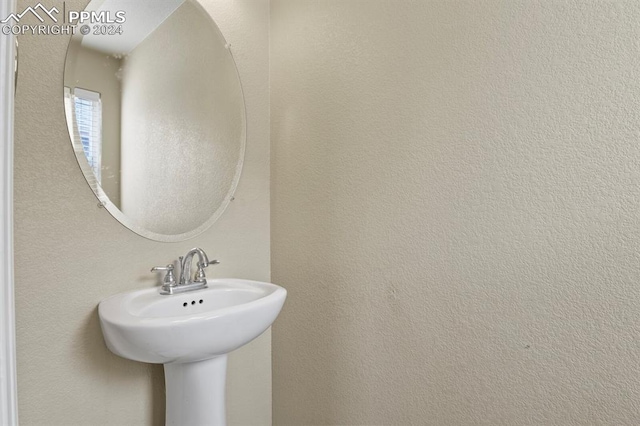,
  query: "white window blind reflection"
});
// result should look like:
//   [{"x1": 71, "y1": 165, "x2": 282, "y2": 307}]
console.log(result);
[{"x1": 64, "y1": 87, "x2": 102, "y2": 184}]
